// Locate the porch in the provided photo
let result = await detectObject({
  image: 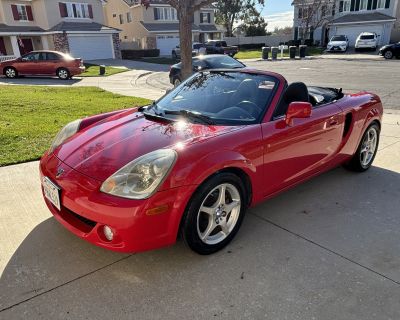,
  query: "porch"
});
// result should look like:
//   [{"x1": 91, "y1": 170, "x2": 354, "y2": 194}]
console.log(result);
[{"x1": 0, "y1": 35, "x2": 50, "y2": 58}]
